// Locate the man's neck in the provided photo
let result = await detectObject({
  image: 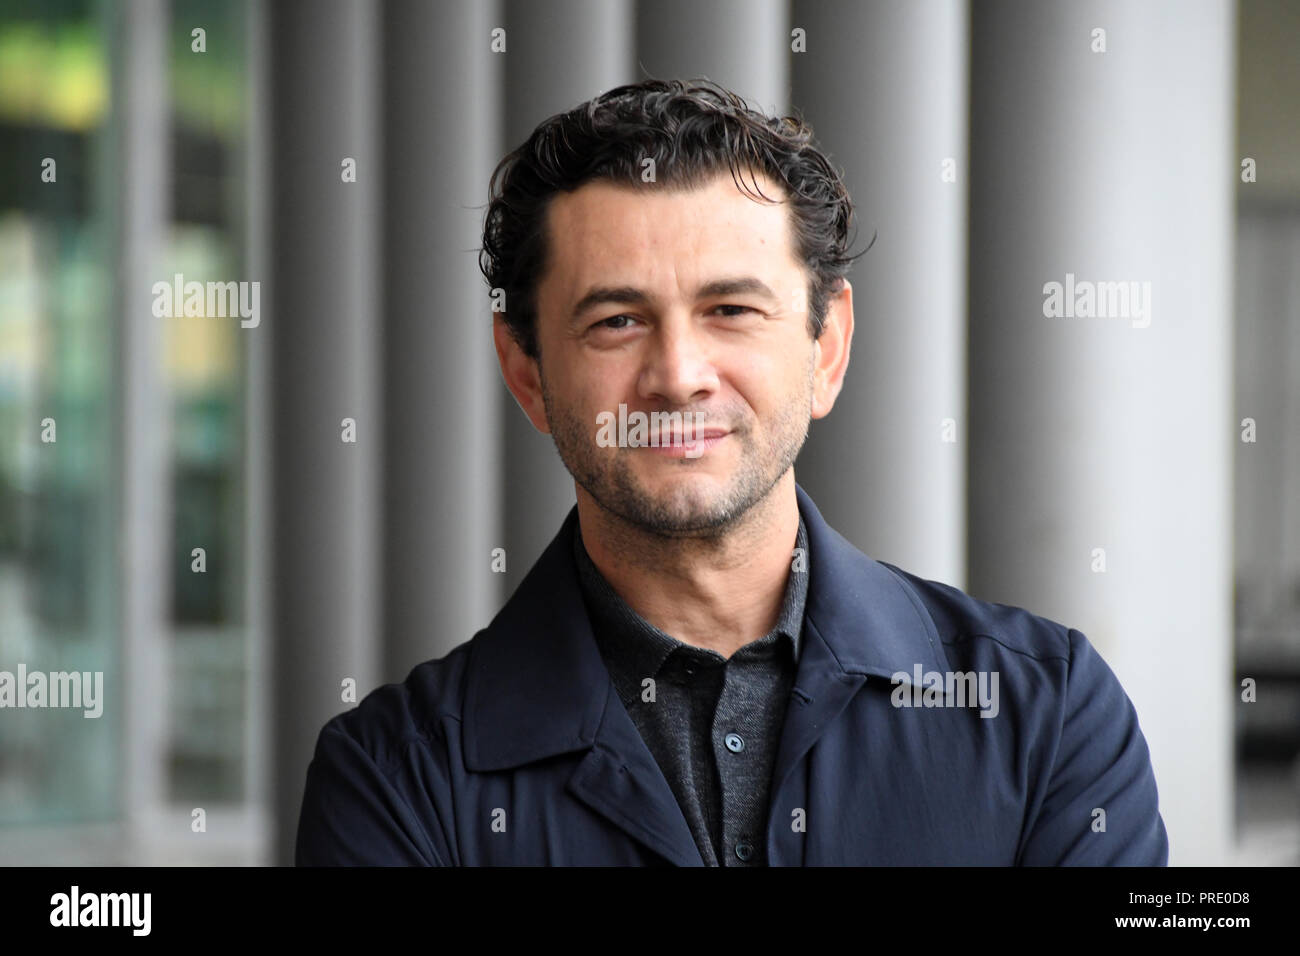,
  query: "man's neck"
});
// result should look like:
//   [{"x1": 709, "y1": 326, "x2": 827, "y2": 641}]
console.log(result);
[{"x1": 574, "y1": 472, "x2": 801, "y2": 659}]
